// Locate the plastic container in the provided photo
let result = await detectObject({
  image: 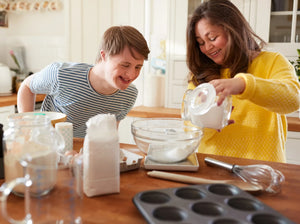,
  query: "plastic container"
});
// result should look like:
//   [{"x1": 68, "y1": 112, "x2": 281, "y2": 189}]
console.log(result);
[{"x1": 182, "y1": 83, "x2": 232, "y2": 130}]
